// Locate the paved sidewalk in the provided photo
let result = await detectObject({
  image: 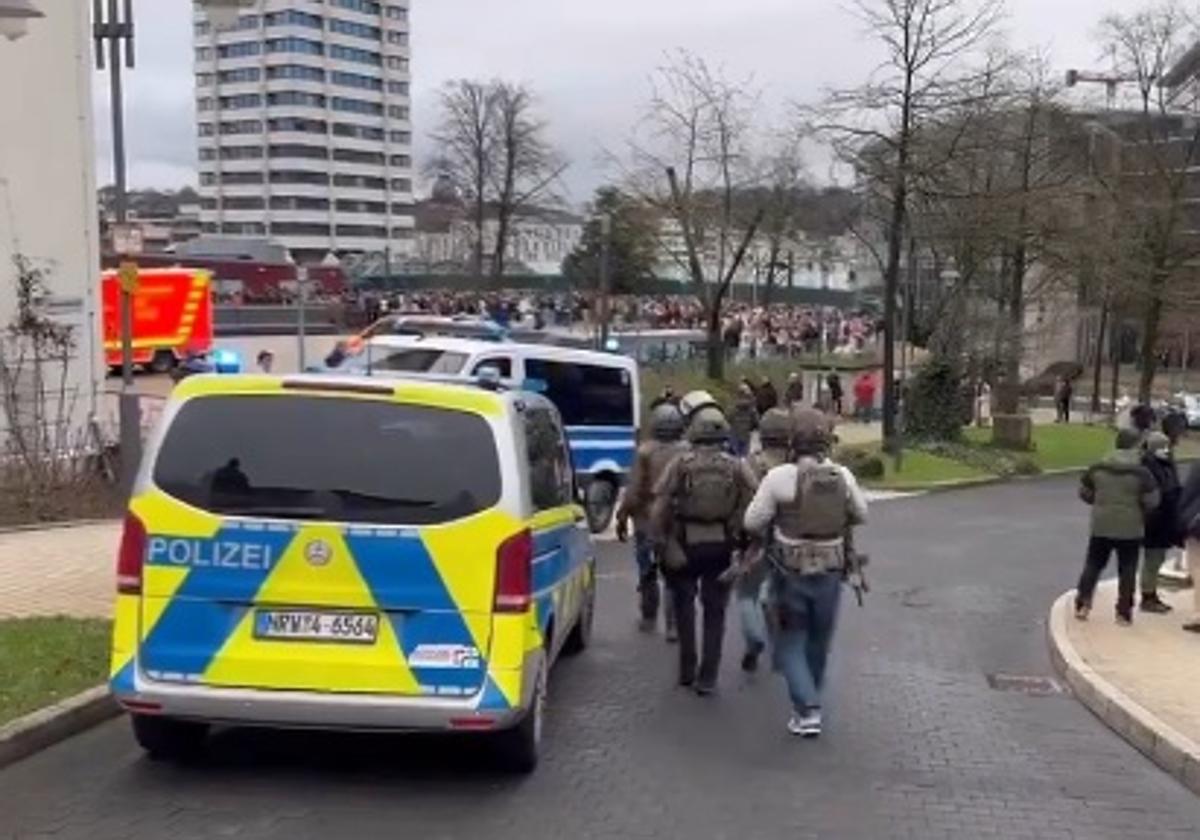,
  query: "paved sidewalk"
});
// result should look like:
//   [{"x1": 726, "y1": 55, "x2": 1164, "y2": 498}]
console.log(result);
[
  {"x1": 0, "y1": 523, "x2": 119, "y2": 620},
  {"x1": 1050, "y1": 579, "x2": 1200, "y2": 795}
]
